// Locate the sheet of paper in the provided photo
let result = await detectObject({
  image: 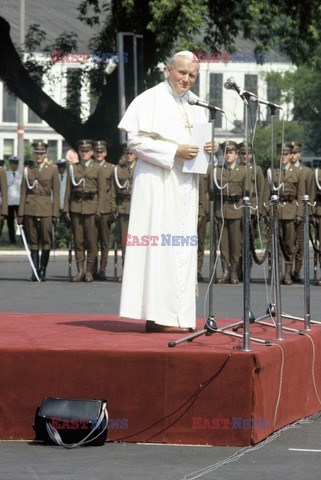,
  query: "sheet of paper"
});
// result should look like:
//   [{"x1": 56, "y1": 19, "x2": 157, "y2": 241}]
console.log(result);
[{"x1": 183, "y1": 122, "x2": 211, "y2": 174}]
